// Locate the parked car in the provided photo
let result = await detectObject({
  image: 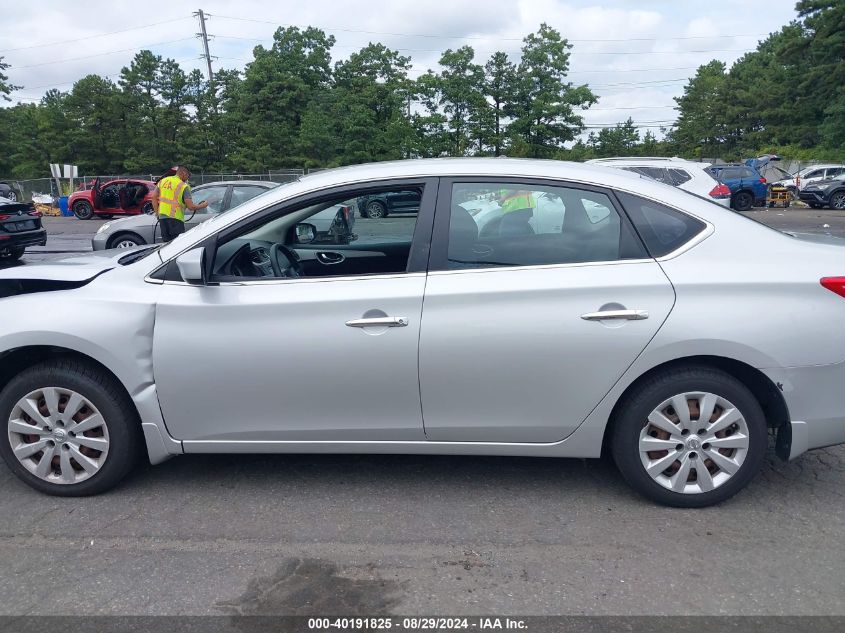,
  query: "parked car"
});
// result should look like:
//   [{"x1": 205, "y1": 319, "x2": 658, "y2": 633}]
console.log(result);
[
  {"x1": 704, "y1": 164, "x2": 768, "y2": 211},
  {"x1": 798, "y1": 175, "x2": 845, "y2": 209},
  {"x1": 774, "y1": 164, "x2": 845, "y2": 193},
  {"x1": 357, "y1": 189, "x2": 421, "y2": 218},
  {"x1": 587, "y1": 158, "x2": 731, "y2": 207},
  {"x1": 2, "y1": 159, "x2": 845, "y2": 507},
  {"x1": 0, "y1": 200, "x2": 46, "y2": 262},
  {"x1": 92, "y1": 181, "x2": 355, "y2": 250},
  {"x1": 0, "y1": 182, "x2": 22, "y2": 203},
  {"x1": 68, "y1": 178, "x2": 156, "y2": 220}
]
